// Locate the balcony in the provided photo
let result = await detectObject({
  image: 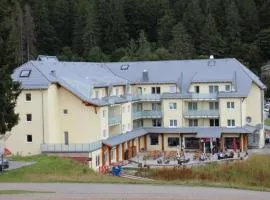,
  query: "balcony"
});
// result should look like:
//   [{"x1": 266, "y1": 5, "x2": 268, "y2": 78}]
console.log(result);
[
  {"x1": 190, "y1": 93, "x2": 217, "y2": 101},
  {"x1": 40, "y1": 141, "x2": 102, "y2": 153},
  {"x1": 134, "y1": 94, "x2": 161, "y2": 101},
  {"x1": 184, "y1": 109, "x2": 219, "y2": 118},
  {"x1": 108, "y1": 115, "x2": 121, "y2": 126},
  {"x1": 133, "y1": 110, "x2": 162, "y2": 120}
]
